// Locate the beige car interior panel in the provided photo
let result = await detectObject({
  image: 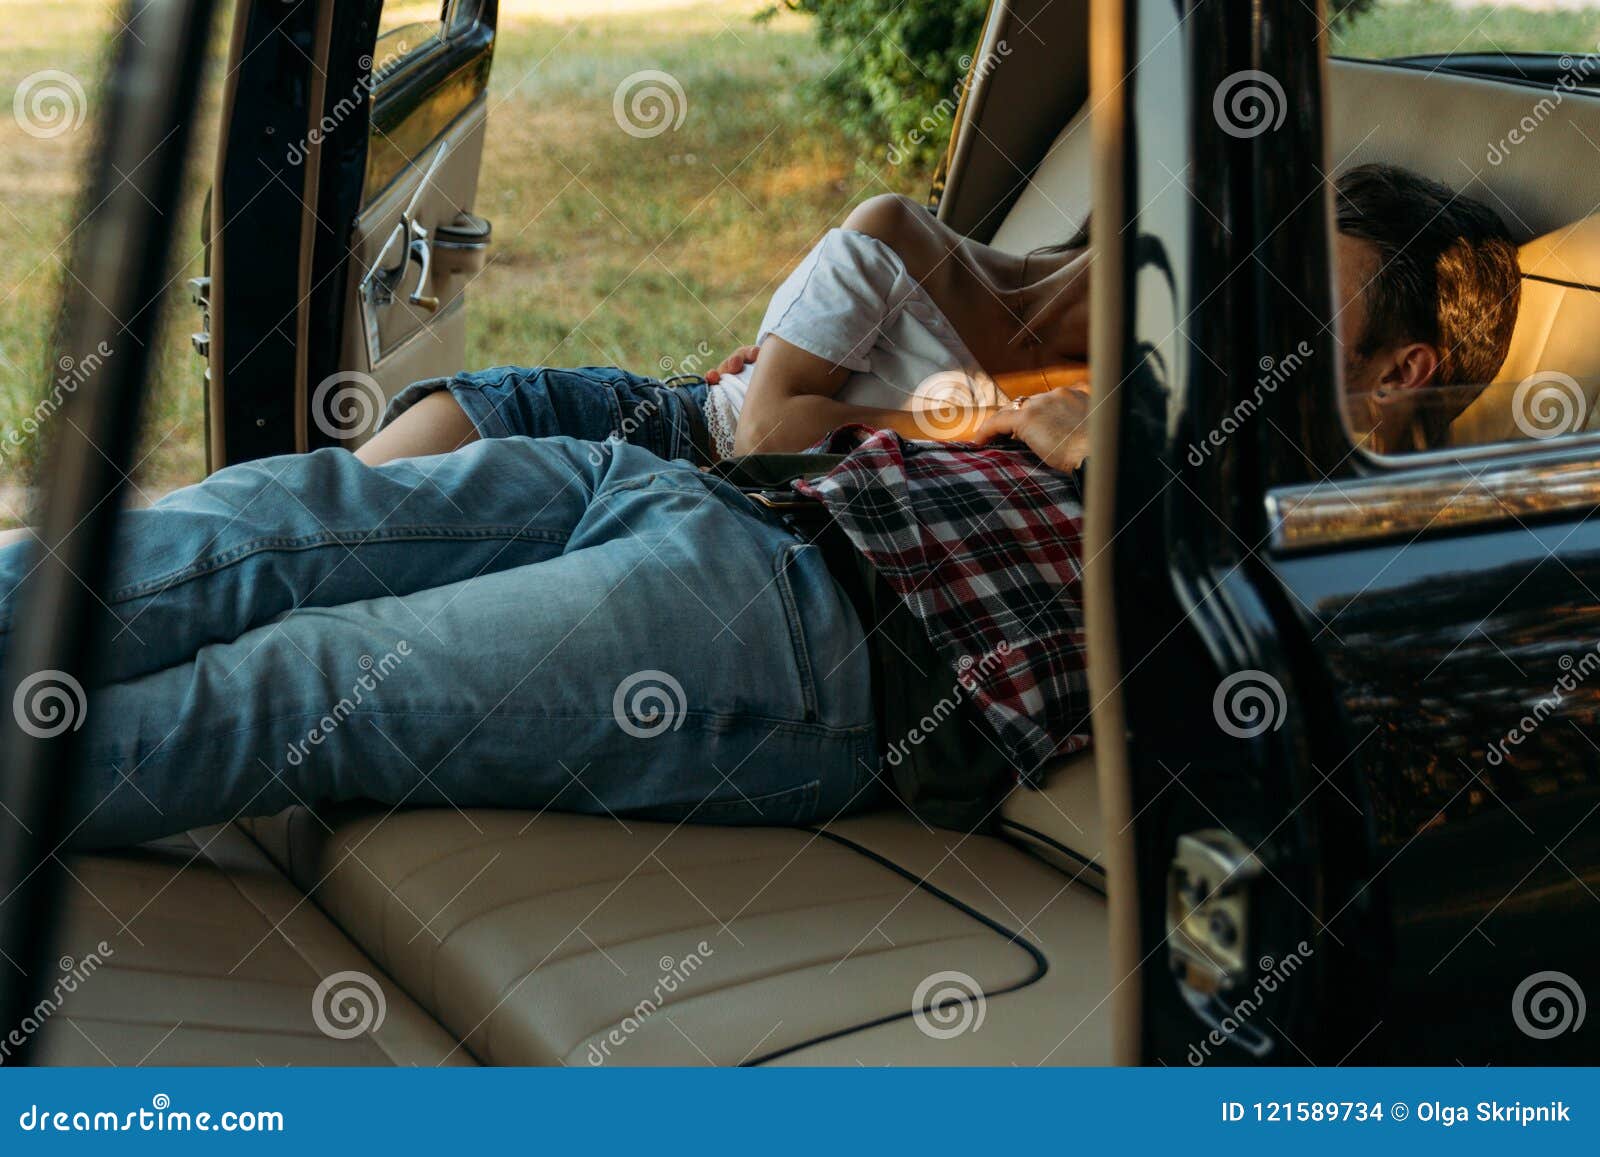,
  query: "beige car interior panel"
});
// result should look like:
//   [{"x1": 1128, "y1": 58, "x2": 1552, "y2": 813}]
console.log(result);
[
  {"x1": 38, "y1": 825, "x2": 470, "y2": 1065},
  {"x1": 345, "y1": 98, "x2": 489, "y2": 424},
  {"x1": 1328, "y1": 59, "x2": 1600, "y2": 239},
  {"x1": 1084, "y1": 0, "x2": 1139, "y2": 1066},
  {"x1": 236, "y1": 809, "x2": 1108, "y2": 1065},
  {"x1": 987, "y1": 103, "x2": 1095, "y2": 256},
  {"x1": 937, "y1": 0, "x2": 1092, "y2": 243},
  {"x1": 1448, "y1": 216, "x2": 1600, "y2": 446},
  {"x1": 998, "y1": 750, "x2": 1105, "y2": 883}
]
